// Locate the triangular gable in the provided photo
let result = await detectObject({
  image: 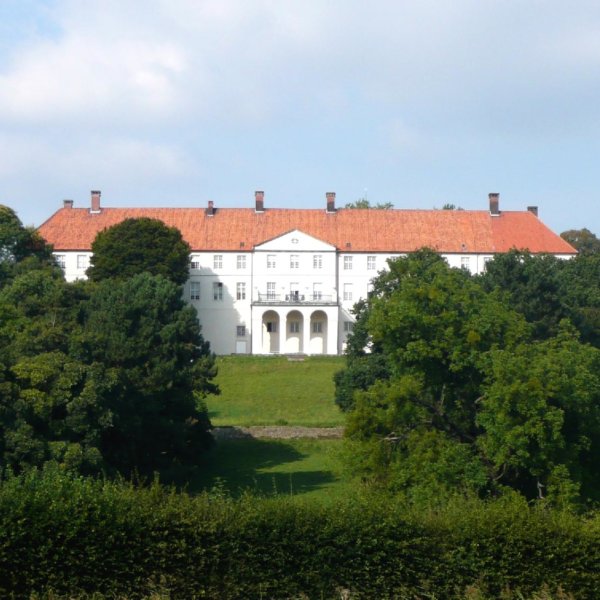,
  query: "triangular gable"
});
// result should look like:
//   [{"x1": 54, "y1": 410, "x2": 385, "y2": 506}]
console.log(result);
[{"x1": 254, "y1": 229, "x2": 336, "y2": 252}]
